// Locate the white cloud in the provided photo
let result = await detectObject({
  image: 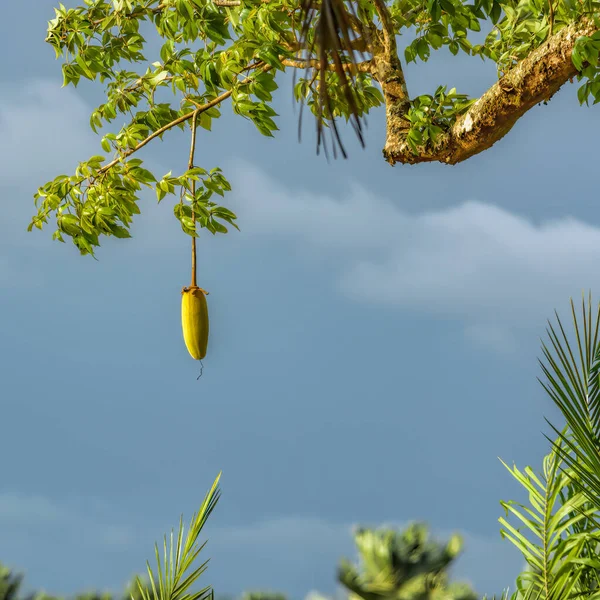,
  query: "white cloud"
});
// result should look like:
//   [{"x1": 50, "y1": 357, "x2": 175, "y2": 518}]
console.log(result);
[
  {"x1": 0, "y1": 79, "x2": 99, "y2": 287},
  {"x1": 213, "y1": 516, "x2": 352, "y2": 547},
  {"x1": 0, "y1": 491, "x2": 133, "y2": 549},
  {"x1": 206, "y1": 517, "x2": 355, "y2": 598},
  {"x1": 464, "y1": 323, "x2": 519, "y2": 355},
  {"x1": 0, "y1": 492, "x2": 64, "y2": 524},
  {"x1": 0, "y1": 78, "x2": 177, "y2": 259},
  {"x1": 3, "y1": 80, "x2": 598, "y2": 350},
  {"x1": 226, "y1": 161, "x2": 600, "y2": 350},
  {"x1": 0, "y1": 79, "x2": 97, "y2": 182}
]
